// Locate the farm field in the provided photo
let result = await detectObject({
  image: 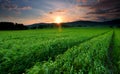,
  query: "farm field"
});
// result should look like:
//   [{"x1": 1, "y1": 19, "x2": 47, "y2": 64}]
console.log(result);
[
  {"x1": 113, "y1": 29, "x2": 120, "y2": 73},
  {"x1": 0, "y1": 28, "x2": 120, "y2": 74}
]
